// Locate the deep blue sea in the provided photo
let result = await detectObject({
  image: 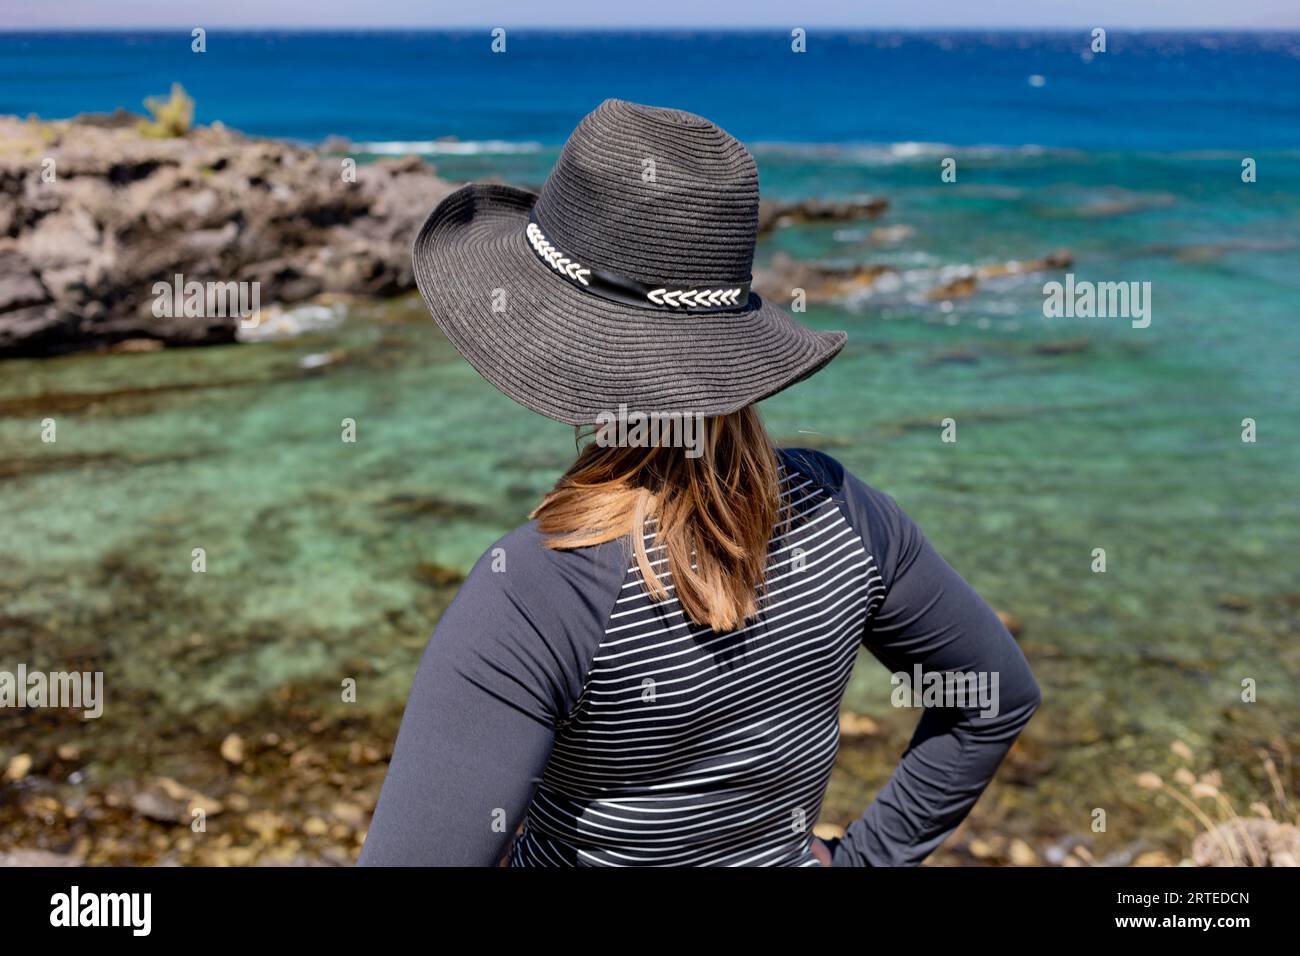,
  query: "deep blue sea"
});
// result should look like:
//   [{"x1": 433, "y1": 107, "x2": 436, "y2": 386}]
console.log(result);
[
  {"x1": 3, "y1": 29, "x2": 1300, "y2": 148},
  {"x1": 2, "y1": 30, "x2": 1298, "y2": 862}
]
